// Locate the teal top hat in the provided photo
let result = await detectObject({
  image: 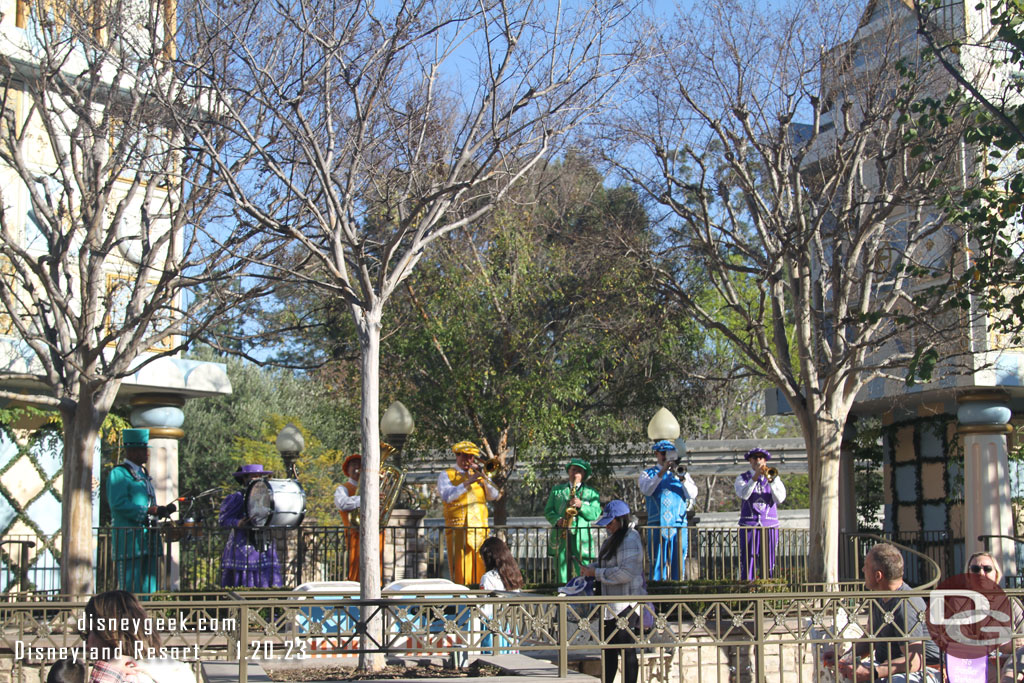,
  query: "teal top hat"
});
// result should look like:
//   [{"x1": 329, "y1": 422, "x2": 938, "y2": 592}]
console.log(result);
[
  {"x1": 121, "y1": 428, "x2": 150, "y2": 448},
  {"x1": 566, "y1": 457, "x2": 592, "y2": 480}
]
